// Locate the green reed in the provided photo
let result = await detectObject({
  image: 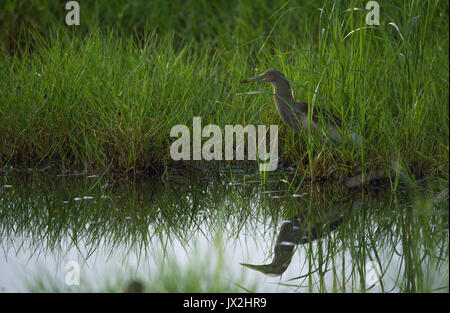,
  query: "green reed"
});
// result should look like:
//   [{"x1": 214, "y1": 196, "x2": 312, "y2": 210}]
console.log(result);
[{"x1": 0, "y1": 0, "x2": 448, "y2": 182}]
